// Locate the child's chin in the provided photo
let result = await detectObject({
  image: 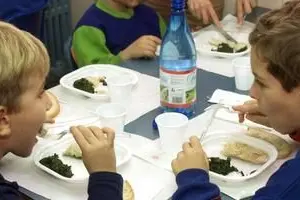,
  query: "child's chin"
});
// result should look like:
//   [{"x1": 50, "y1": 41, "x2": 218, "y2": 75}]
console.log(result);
[
  {"x1": 16, "y1": 141, "x2": 37, "y2": 157},
  {"x1": 16, "y1": 150, "x2": 33, "y2": 158}
]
